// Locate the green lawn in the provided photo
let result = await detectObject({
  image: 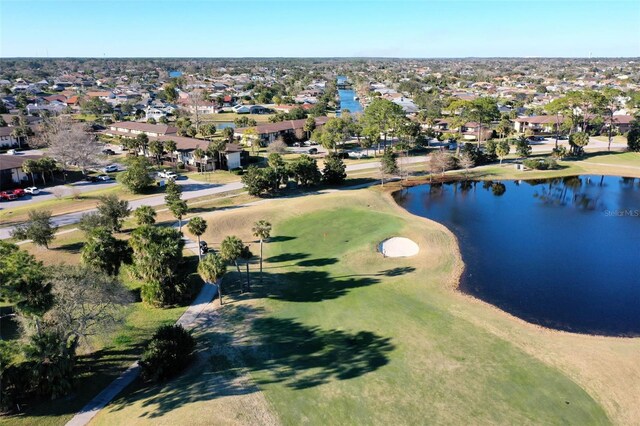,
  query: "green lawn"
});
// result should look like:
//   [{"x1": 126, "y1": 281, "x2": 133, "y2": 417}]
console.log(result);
[
  {"x1": 93, "y1": 191, "x2": 609, "y2": 425},
  {"x1": 1, "y1": 231, "x2": 202, "y2": 426},
  {"x1": 183, "y1": 170, "x2": 241, "y2": 184},
  {"x1": 583, "y1": 151, "x2": 640, "y2": 167}
]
